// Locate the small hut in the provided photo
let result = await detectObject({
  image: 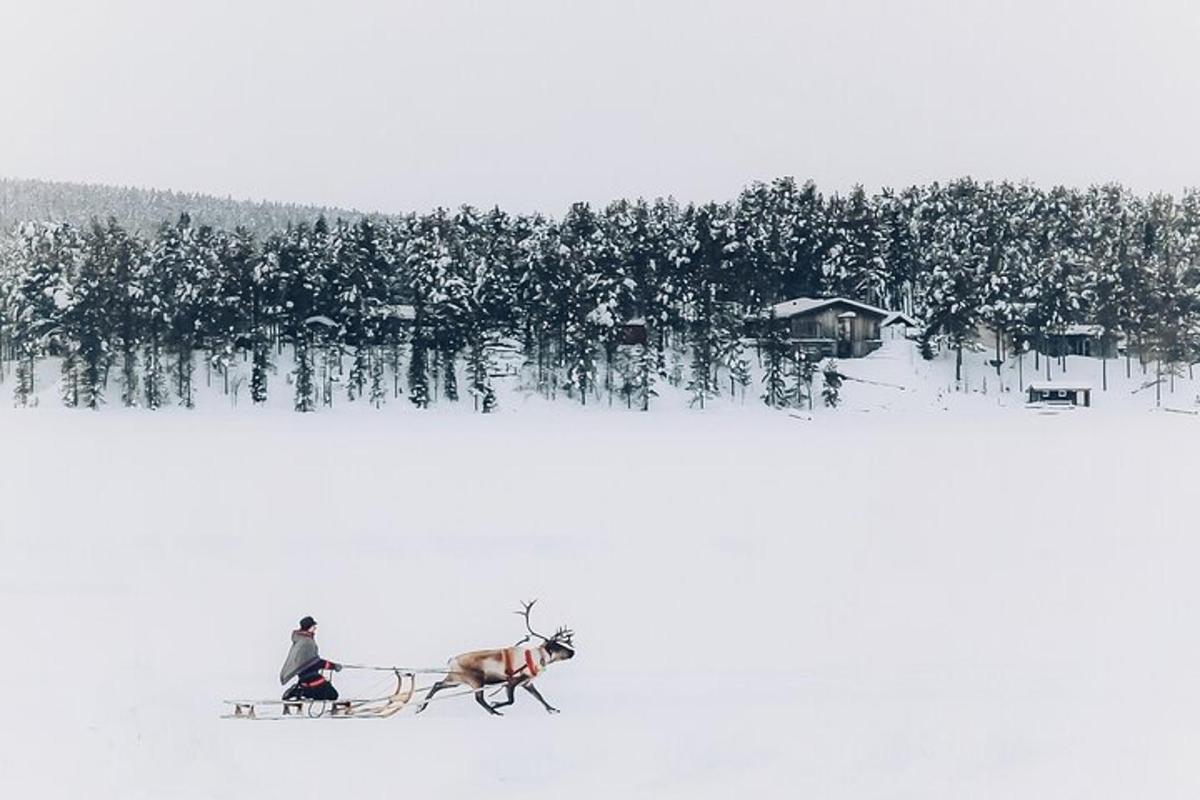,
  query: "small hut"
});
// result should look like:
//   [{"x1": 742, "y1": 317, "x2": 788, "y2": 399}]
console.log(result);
[
  {"x1": 618, "y1": 317, "x2": 648, "y2": 346},
  {"x1": 882, "y1": 311, "x2": 919, "y2": 340},
  {"x1": 1043, "y1": 325, "x2": 1118, "y2": 358},
  {"x1": 1026, "y1": 381, "x2": 1092, "y2": 408}
]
